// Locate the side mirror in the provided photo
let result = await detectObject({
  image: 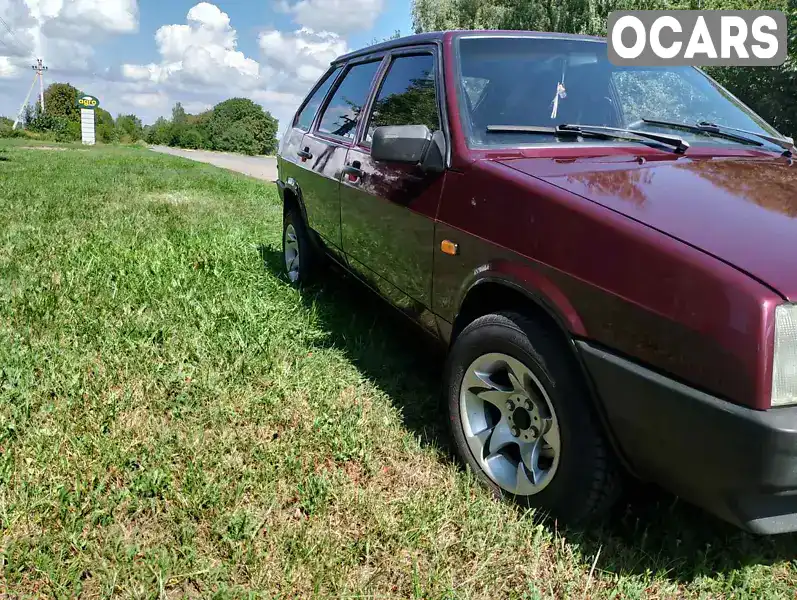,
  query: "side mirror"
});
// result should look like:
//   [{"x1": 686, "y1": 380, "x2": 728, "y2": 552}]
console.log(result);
[{"x1": 371, "y1": 125, "x2": 446, "y2": 173}]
